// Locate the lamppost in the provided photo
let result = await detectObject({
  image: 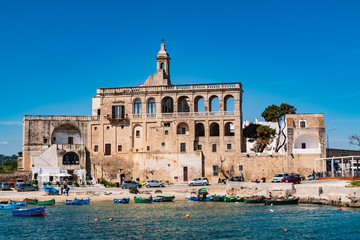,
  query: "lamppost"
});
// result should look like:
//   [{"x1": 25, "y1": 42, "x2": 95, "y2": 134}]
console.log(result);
[{"x1": 327, "y1": 128, "x2": 336, "y2": 149}]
